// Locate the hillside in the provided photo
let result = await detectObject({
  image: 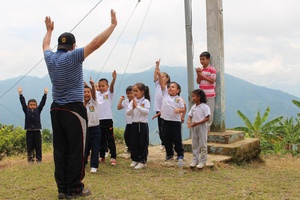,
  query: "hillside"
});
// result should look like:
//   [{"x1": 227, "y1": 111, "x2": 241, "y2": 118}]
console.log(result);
[{"x1": 0, "y1": 66, "x2": 299, "y2": 144}]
